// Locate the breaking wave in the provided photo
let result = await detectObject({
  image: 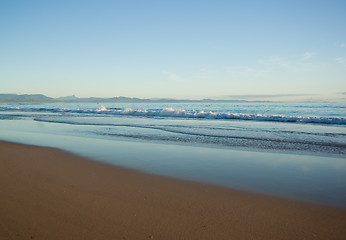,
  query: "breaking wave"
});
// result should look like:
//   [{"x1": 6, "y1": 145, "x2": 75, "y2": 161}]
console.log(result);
[{"x1": 1, "y1": 106, "x2": 346, "y2": 125}]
